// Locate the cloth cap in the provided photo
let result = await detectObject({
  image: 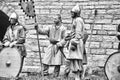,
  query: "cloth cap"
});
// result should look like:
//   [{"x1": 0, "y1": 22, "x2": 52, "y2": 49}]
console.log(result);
[
  {"x1": 71, "y1": 4, "x2": 80, "y2": 13},
  {"x1": 9, "y1": 12, "x2": 18, "y2": 19}
]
